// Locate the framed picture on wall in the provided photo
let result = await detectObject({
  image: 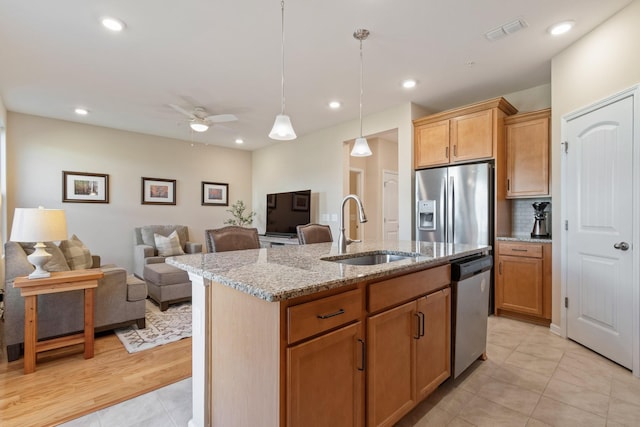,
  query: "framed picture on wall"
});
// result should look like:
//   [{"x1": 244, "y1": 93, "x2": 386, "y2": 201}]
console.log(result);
[
  {"x1": 142, "y1": 177, "x2": 176, "y2": 205},
  {"x1": 201, "y1": 182, "x2": 229, "y2": 206},
  {"x1": 63, "y1": 171, "x2": 109, "y2": 203}
]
